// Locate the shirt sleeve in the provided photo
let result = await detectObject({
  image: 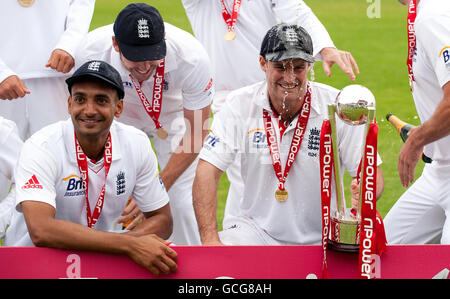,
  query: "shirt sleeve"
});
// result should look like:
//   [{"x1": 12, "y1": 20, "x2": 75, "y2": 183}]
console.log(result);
[
  {"x1": 14, "y1": 140, "x2": 58, "y2": 212},
  {"x1": 0, "y1": 119, "x2": 23, "y2": 181},
  {"x1": 53, "y1": 0, "x2": 95, "y2": 58},
  {"x1": 198, "y1": 98, "x2": 241, "y2": 172},
  {"x1": 0, "y1": 57, "x2": 16, "y2": 84},
  {"x1": 132, "y1": 134, "x2": 170, "y2": 213},
  {"x1": 181, "y1": 0, "x2": 201, "y2": 11},
  {"x1": 272, "y1": 0, "x2": 335, "y2": 59},
  {"x1": 180, "y1": 45, "x2": 215, "y2": 110},
  {"x1": 416, "y1": 14, "x2": 450, "y2": 88}
]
